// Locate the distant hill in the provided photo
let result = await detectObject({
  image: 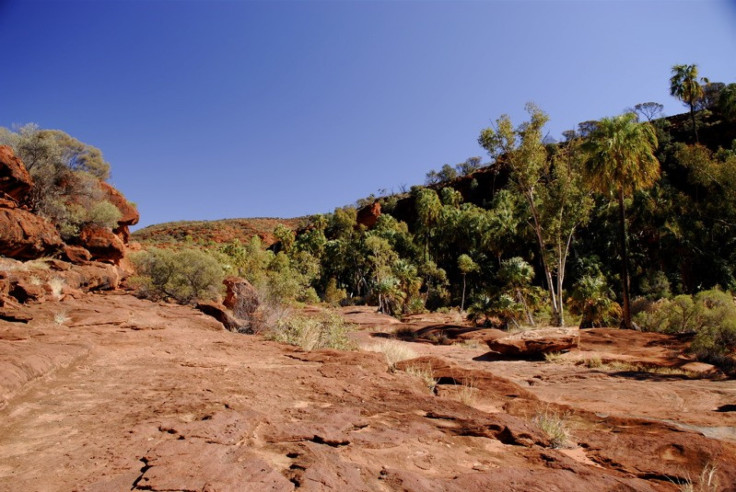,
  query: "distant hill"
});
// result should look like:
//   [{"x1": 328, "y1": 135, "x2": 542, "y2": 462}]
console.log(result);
[{"x1": 132, "y1": 217, "x2": 305, "y2": 248}]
